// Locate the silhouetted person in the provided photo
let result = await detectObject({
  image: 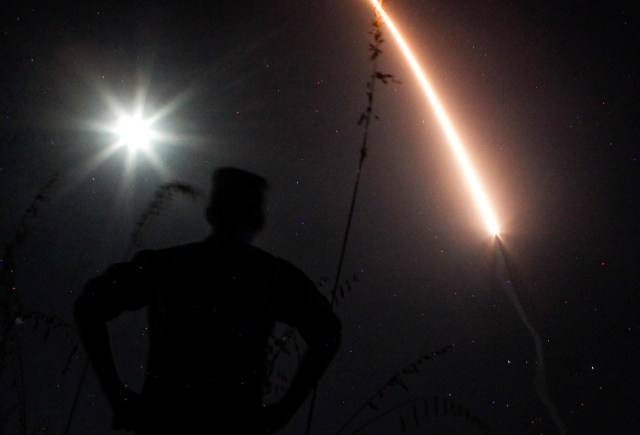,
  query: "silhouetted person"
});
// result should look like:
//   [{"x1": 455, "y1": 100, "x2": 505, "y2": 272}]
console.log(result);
[{"x1": 75, "y1": 167, "x2": 341, "y2": 434}]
